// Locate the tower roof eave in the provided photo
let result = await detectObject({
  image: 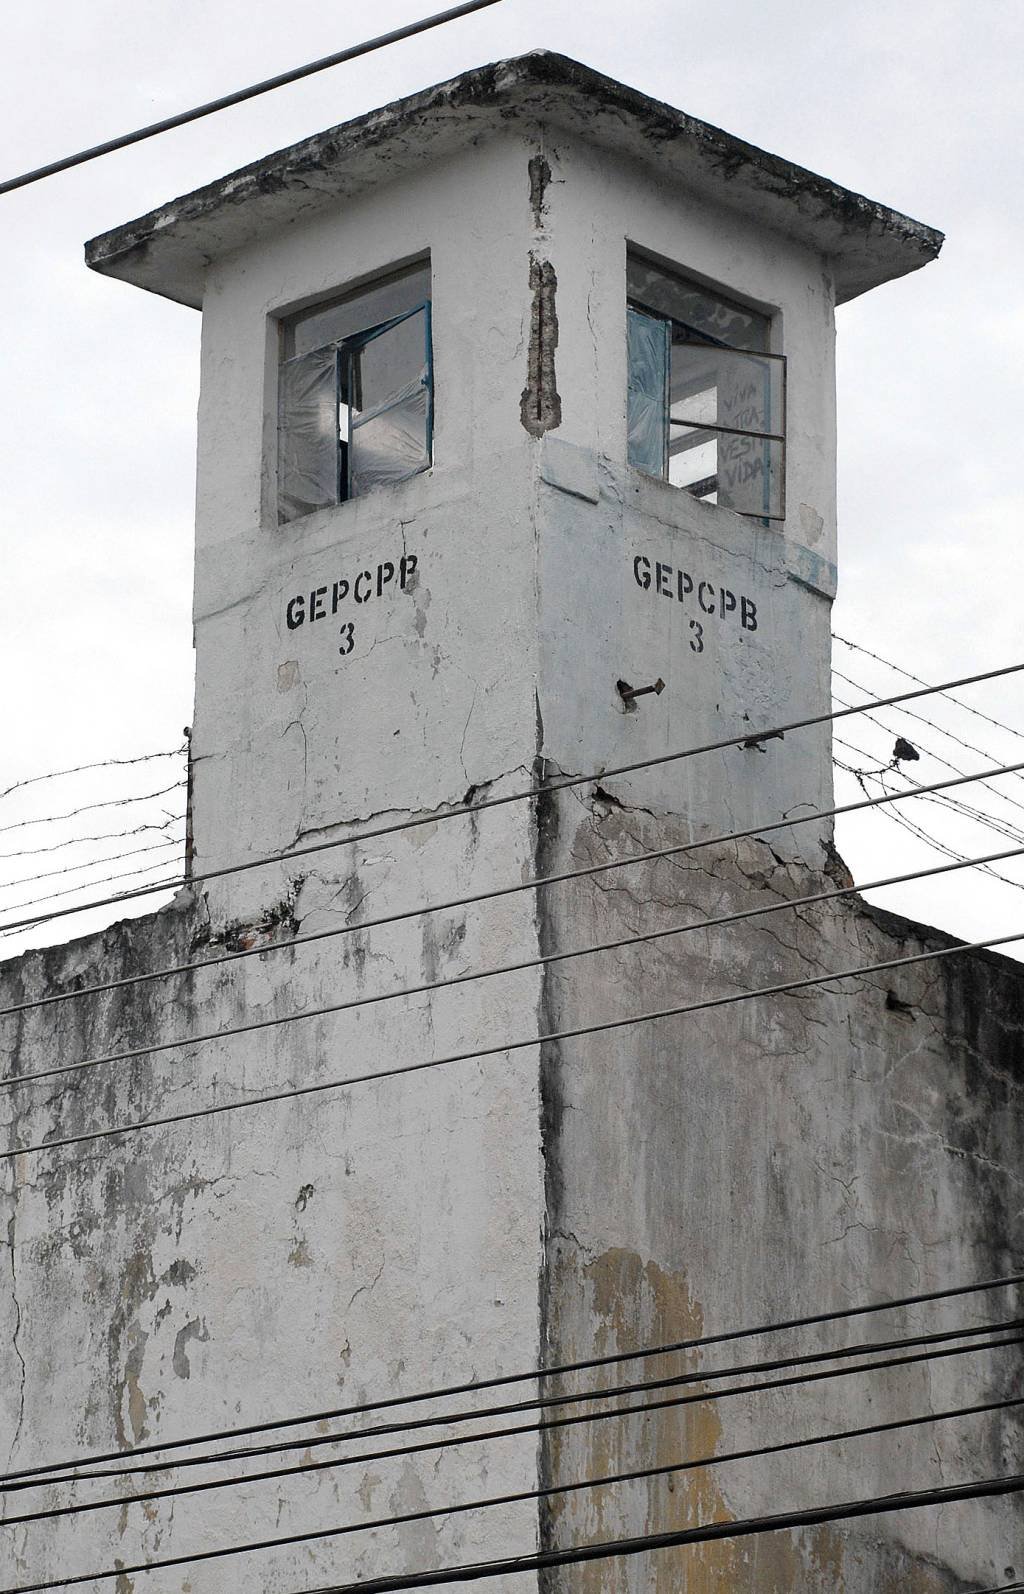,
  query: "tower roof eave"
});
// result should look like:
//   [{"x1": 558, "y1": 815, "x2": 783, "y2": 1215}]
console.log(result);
[{"x1": 84, "y1": 50, "x2": 943, "y2": 309}]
